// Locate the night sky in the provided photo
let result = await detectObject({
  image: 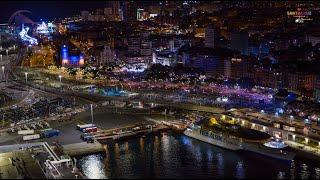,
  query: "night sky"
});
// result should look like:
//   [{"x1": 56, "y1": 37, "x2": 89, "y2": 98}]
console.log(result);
[{"x1": 0, "y1": 1, "x2": 107, "y2": 23}]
